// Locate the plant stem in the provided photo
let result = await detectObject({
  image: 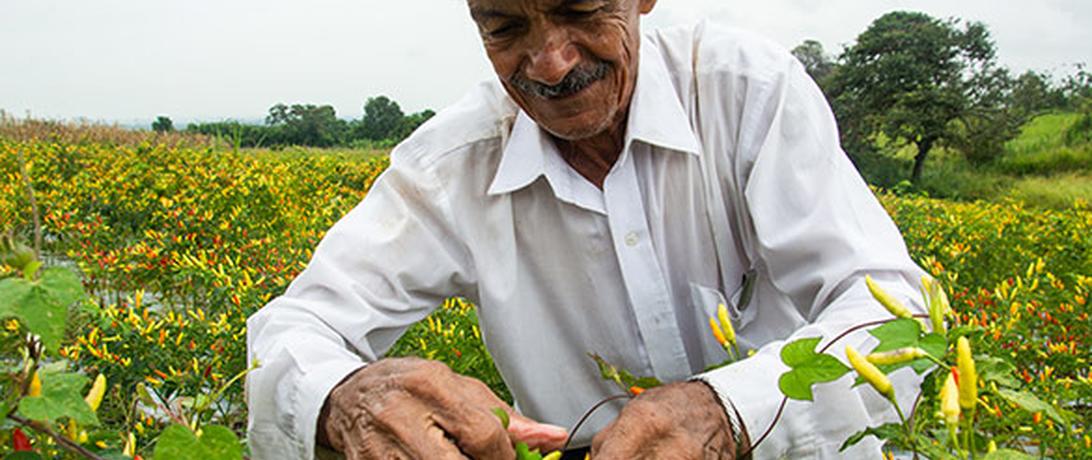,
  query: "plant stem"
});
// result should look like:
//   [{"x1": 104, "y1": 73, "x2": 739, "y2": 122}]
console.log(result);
[
  {"x1": 15, "y1": 148, "x2": 42, "y2": 258},
  {"x1": 8, "y1": 413, "x2": 106, "y2": 460},
  {"x1": 892, "y1": 396, "x2": 918, "y2": 459}
]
